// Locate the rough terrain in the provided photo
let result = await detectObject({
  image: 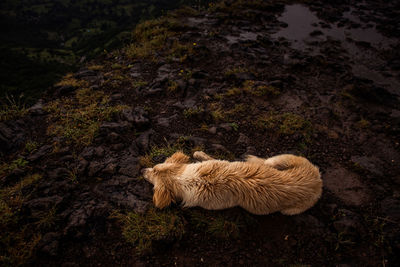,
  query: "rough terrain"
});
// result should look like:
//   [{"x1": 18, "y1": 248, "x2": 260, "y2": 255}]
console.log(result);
[{"x1": 1, "y1": 0, "x2": 399, "y2": 266}]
